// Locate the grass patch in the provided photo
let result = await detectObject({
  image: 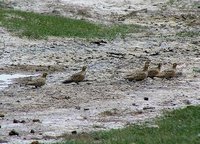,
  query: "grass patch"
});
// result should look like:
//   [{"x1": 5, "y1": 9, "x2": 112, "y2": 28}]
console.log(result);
[
  {"x1": 167, "y1": 0, "x2": 176, "y2": 5},
  {"x1": 0, "y1": 8, "x2": 144, "y2": 39},
  {"x1": 54, "y1": 106, "x2": 200, "y2": 144},
  {"x1": 176, "y1": 31, "x2": 200, "y2": 38}
]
